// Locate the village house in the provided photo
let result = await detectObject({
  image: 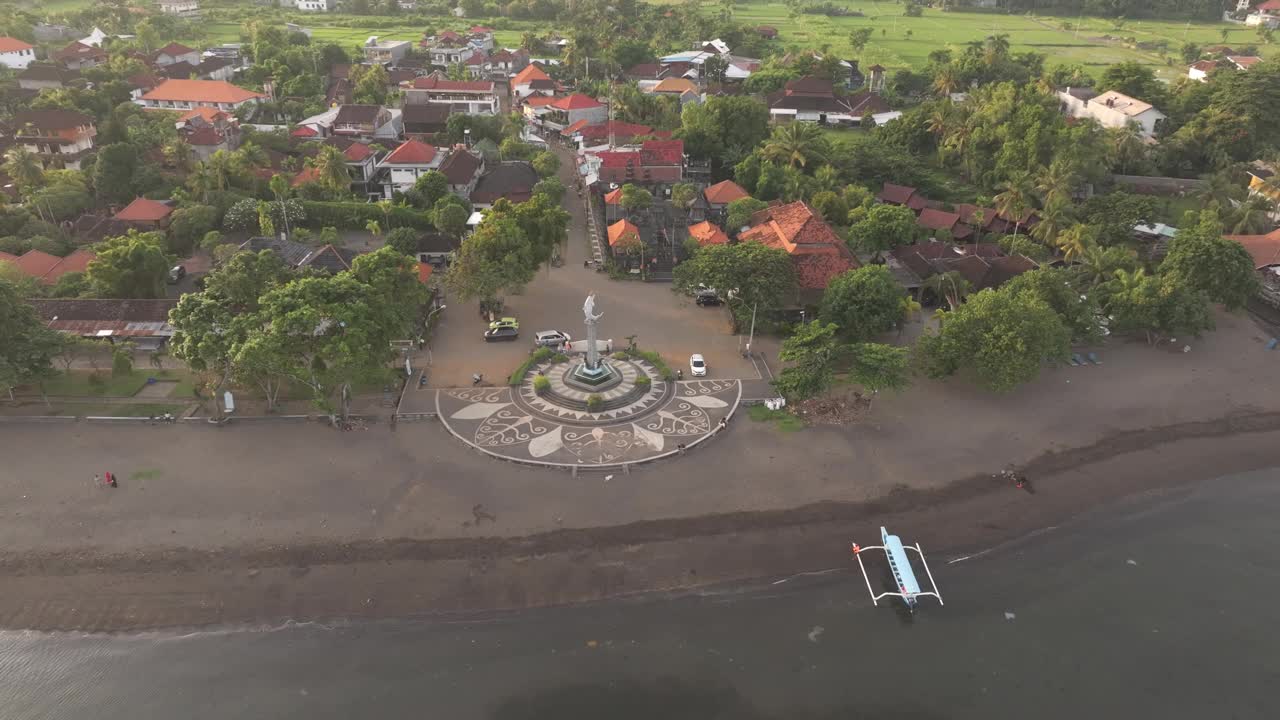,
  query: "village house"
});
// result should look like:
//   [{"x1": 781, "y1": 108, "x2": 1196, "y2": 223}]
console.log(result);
[
  {"x1": 891, "y1": 241, "x2": 1036, "y2": 299},
  {"x1": 113, "y1": 197, "x2": 174, "y2": 230},
  {"x1": 1246, "y1": 0, "x2": 1280, "y2": 27},
  {"x1": 645, "y1": 77, "x2": 701, "y2": 106},
  {"x1": 606, "y1": 219, "x2": 642, "y2": 258},
  {"x1": 1225, "y1": 228, "x2": 1280, "y2": 309},
  {"x1": 16, "y1": 65, "x2": 81, "y2": 91},
  {"x1": 511, "y1": 63, "x2": 555, "y2": 99},
  {"x1": 1, "y1": 248, "x2": 95, "y2": 286},
  {"x1": 378, "y1": 139, "x2": 446, "y2": 198},
  {"x1": 177, "y1": 106, "x2": 241, "y2": 161},
  {"x1": 687, "y1": 220, "x2": 729, "y2": 246},
  {"x1": 423, "y1": 35, "x2": 476, "y2": 68},
  {"x1": 331, "y1": 104, "x2": 391, "y2": 140},
  {"x1": 52, "y1": 41, "x2": 107, "y2": 71},
  {"x1": 484, "y1": 48, "x2": 529, "y2": 79},
  {"x1": 440, "y1": 148, "x2": 485, "y2": 199},
  {"x1": 13, "y1": 109, "x2": 97, "y2": 170},
  {"x1": 153, "y1": 42, "x2": 201, "y2": 67},
  {"x1": 402, "y1": 75, "x2": 499, "y2": 115},
  {"x1": 1191, "y1": 54, "x2": 1265, "y2": 81},
  {"x1": 470, "y1": 162, "x2": 539, "y2": 208},
  {"x1": 295, "y1": 0, "x2": 335, "y2": 11},
  {"x1": 401, "y1": 104, "x2": 450, "y2": 139},
  {"x1": 703, "y1": 179, "x2": 750, "y2": 220},
  {"x1": 739, "y1": 200, "x2": 857, "y2": 299},
  {"x1": 28, "y1": 299, "x2": 178, "y2": 350},
  {"x1": 0, "y1": 37, "x2": 35, "y2": 69},
  {"x1": 238, "y1": 236, "x2": 361, "y2": 274},
  {"x1": 1057, "y1": 88, "x2": 1166, "y2": 138},
  {"x1": 363, "y1": 37, "x2": 412, "y2": 65},
  {"x1": 567, "y1": 120, "x2": 659, "y2": 148},
  {"x1": 592, "y1": 139, "x2": 684, "y2": 186},
  {"x1": 766, "y1": 75, "x2": 890, "y2": 125},
  {"x1": 542, "y1": 94, "x2": 606, "y2": 131},
  {"x1": 138, "y1": 79, "x2": 265, "y2": 112},
  {"x1": 158, "y1": 0, "x2": 201, "y2": 18}
]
